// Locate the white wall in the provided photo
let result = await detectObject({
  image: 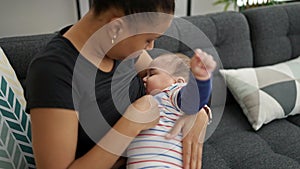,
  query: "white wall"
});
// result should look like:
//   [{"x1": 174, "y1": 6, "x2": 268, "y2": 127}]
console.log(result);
[
  {"x1": 192, "y1": 0, "x2": 235, "y2": 15},
  {"x1": 175, "y1": 0, "x2": 189, "y2": 17},
  {"x1": 0, "y1": 0, "x2": 77, "y2": 38},
  {"x1": 0, "y1": 0, "x2": 234, "y2": 38},
  {"x1": 78, "y1": 0, "x2": 90, "y2": 18},
  {"x1": 175, "y1": 0, "x2": 235, "y2": 17}
]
